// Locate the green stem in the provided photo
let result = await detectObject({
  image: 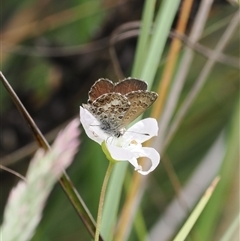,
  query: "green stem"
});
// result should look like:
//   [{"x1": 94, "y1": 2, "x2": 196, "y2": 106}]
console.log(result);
[{"x1": 95, "y1": 162, "x2": 114, "y2": 241}]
